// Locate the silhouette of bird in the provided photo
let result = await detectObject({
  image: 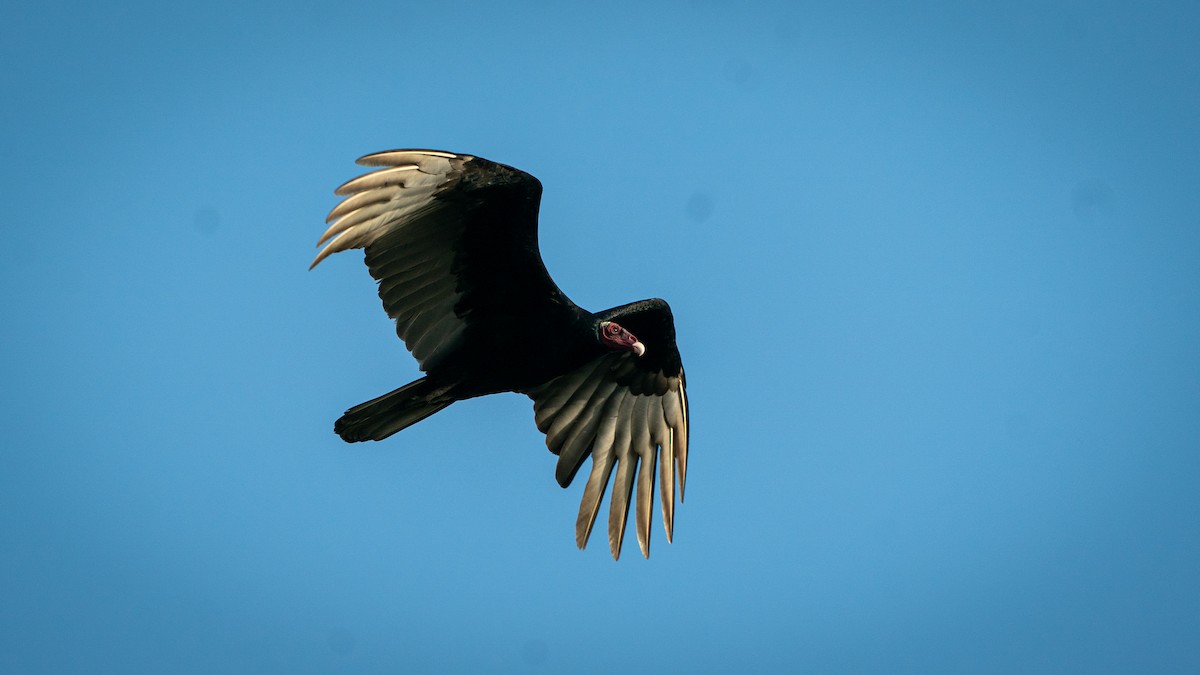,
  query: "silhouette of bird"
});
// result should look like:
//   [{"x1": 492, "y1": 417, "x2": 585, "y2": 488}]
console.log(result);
[{"x1": 312, "y1": 150, "x2": 689, "y2": 559}]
